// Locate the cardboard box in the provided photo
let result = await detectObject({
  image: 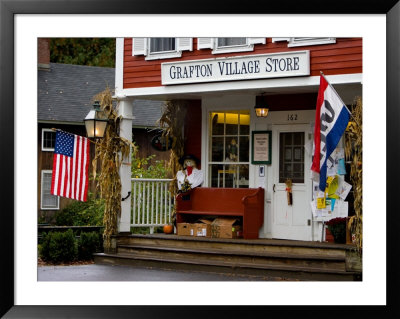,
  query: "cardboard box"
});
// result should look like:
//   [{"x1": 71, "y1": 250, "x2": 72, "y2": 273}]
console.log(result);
[
  {"x1": 211, "y1": 218, "x2": 243, "y2": 239},
  {"x1": 191, "y1": 219, "x2": 213, "y2": 237},
  {"x1": 177, "y1": 223, "x2": 192, "y2": 236}
]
